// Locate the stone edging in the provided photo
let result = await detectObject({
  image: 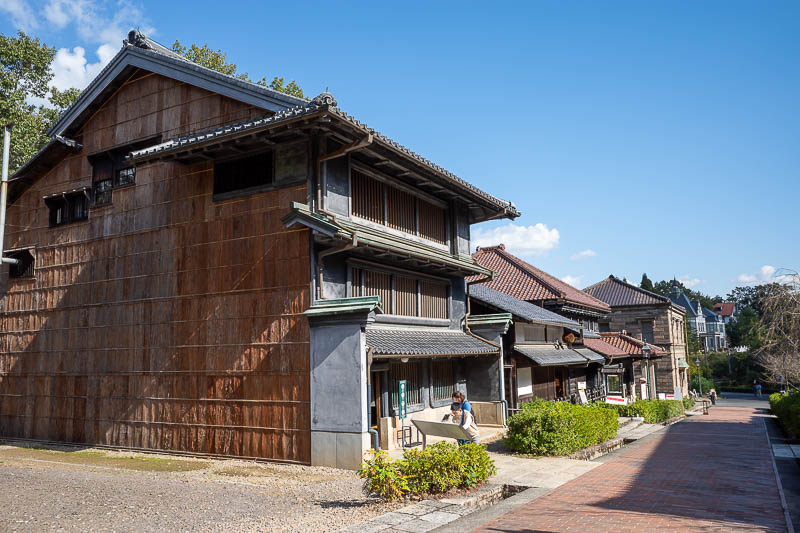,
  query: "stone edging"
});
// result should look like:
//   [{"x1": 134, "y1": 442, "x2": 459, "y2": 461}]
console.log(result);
[{"x1": 762, "y1": 417, "x2": 796, "y2": 533}]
